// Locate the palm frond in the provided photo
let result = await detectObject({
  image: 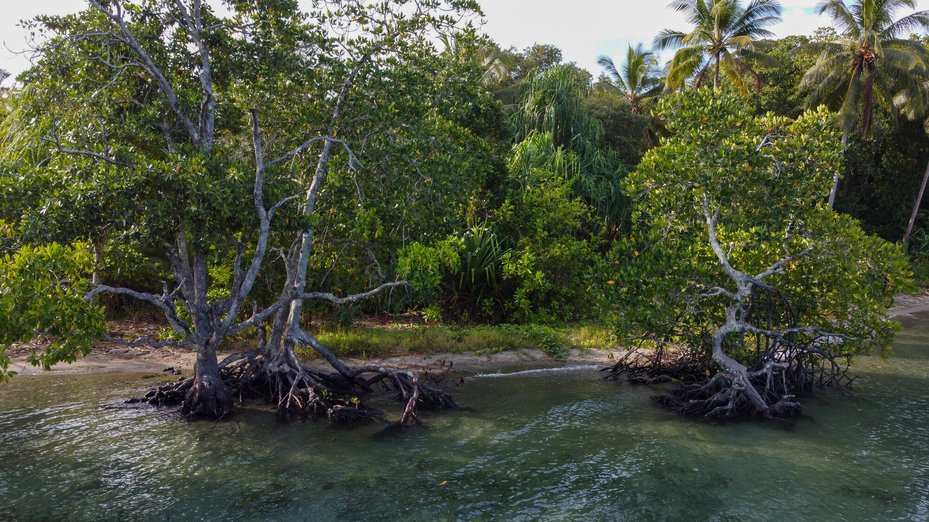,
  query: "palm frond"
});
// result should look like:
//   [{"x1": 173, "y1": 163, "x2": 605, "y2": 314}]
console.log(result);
[
  {"x1": 881, "y1": 11, "x2": 929, "y2": 37},
  {"x1": 597, "y1": 55, "x2": 629, "y2": 92},
  {"x1": 817, "y1": 0, "x2": 860, "y2": 36},
  {"x1": 654, "y1": 29, "x2": 687, "y2": 51}
]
